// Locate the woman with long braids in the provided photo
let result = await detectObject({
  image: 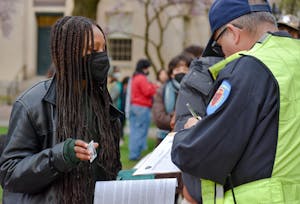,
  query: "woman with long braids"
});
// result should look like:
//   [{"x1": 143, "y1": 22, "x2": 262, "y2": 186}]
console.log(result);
[{"x1": 0, "y1": 16, "x2": 122, "y2": 203}]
